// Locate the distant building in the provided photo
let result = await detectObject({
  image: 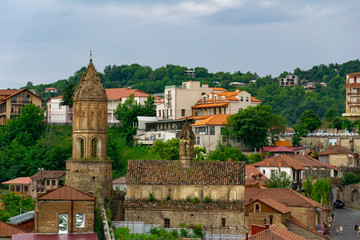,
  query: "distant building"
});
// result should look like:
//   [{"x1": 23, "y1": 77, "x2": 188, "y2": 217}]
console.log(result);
[
  {"x1": 1, "y1": 177, "x2": 31, "y2": 196},
  {"x1": 317, "y1": 145, "x2": 359, "y2": 168},
  {"x1": 245, "y1": 165, "x2": 268, "y2": 186},
  {"x1": 342, "y1": 72, "x2": 360, "y2": 120},
  {"x1": 113, "y1": 176, "x2": 126, "y2": 191},
  {"x1": 46, "y1": 96, "x2": 72, "y2": 124},
  {"x1": 30, "y1": 170, "x2": 65, "y2": 198},
  {"x1": 279, "y1": 75, "x2": 298, "y2": 87},
  {"x1": 302, "y1": 81, "x2": 316, "y2": 91},
  {"x1": 45, "y1": 87, "x2": 58, "y2": 93},
  {"x1": 229, "y1": 82, "x2": 246, "y2": 87},
  {"x1": 260, "y1": 146, "x2": 310, "y2": 157},
  {"x1": 184, "y1": 70, "x2": 196, "y2": 78},
  {"x1": 0, "y1": 89, "x2": 43, "y2": 125}
]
